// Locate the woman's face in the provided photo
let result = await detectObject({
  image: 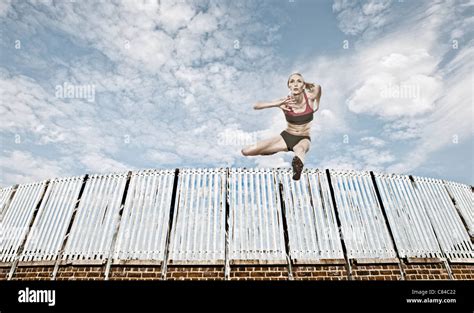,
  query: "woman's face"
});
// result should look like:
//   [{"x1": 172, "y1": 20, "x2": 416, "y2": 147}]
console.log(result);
[{"x1": 288, "y1": 74, "x2": 305, "y2": 95}]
